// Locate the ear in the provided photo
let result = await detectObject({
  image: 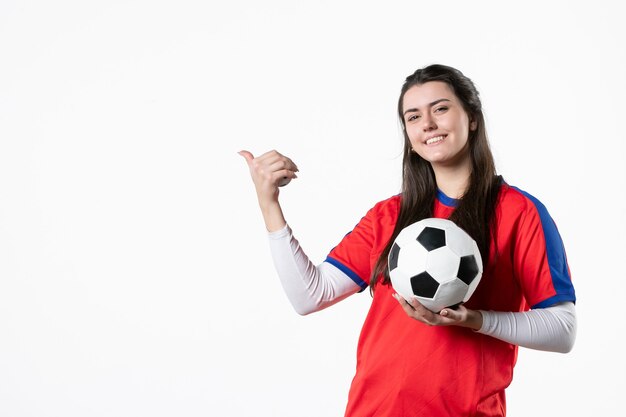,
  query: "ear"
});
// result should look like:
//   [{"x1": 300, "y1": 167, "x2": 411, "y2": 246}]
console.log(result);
[{"x1": 469, "y1": 120, "x2": 477, "y2": 131}]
